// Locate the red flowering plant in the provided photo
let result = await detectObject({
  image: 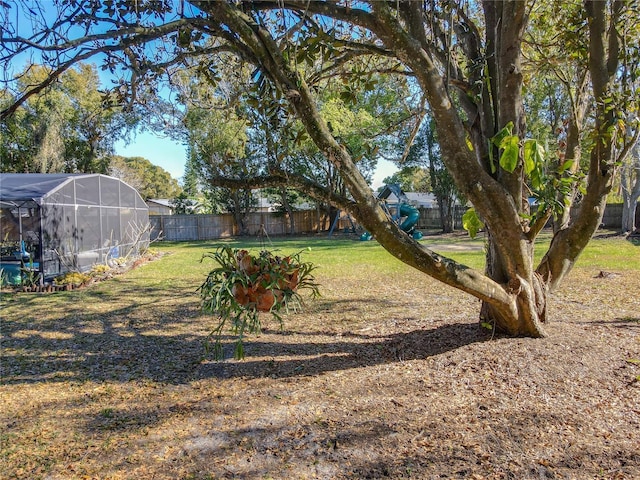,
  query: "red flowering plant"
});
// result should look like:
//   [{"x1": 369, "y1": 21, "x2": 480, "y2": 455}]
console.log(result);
[{"x1": 198, "y1": 246, "x2": 319, "y2": 359}]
